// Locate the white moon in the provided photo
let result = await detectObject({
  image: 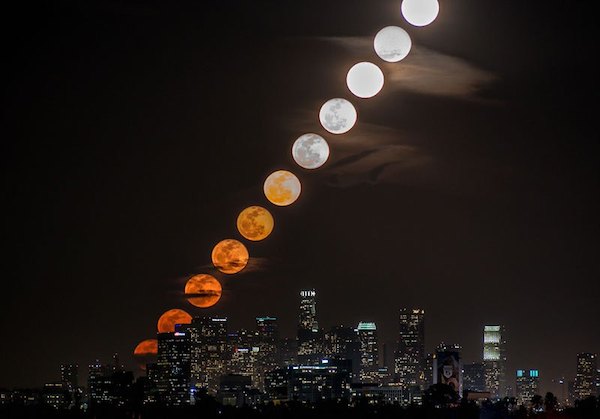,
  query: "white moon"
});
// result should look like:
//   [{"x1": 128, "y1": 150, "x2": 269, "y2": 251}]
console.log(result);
[
  {"x1": 292, "y1": 133, "x2": 330, "y2": 169},
  {"x1": 401, "y1": 0, "x2": 439, "y2": 27},
  {"x1": 346, "y1": 62, "x2": 384, "y2": 99},
  {"x1": 319, "y1": 98, "x2": 357, "y2": 134},
  {"x1": 374, "y1": 26, "x2": 412, "y2": 62}
]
